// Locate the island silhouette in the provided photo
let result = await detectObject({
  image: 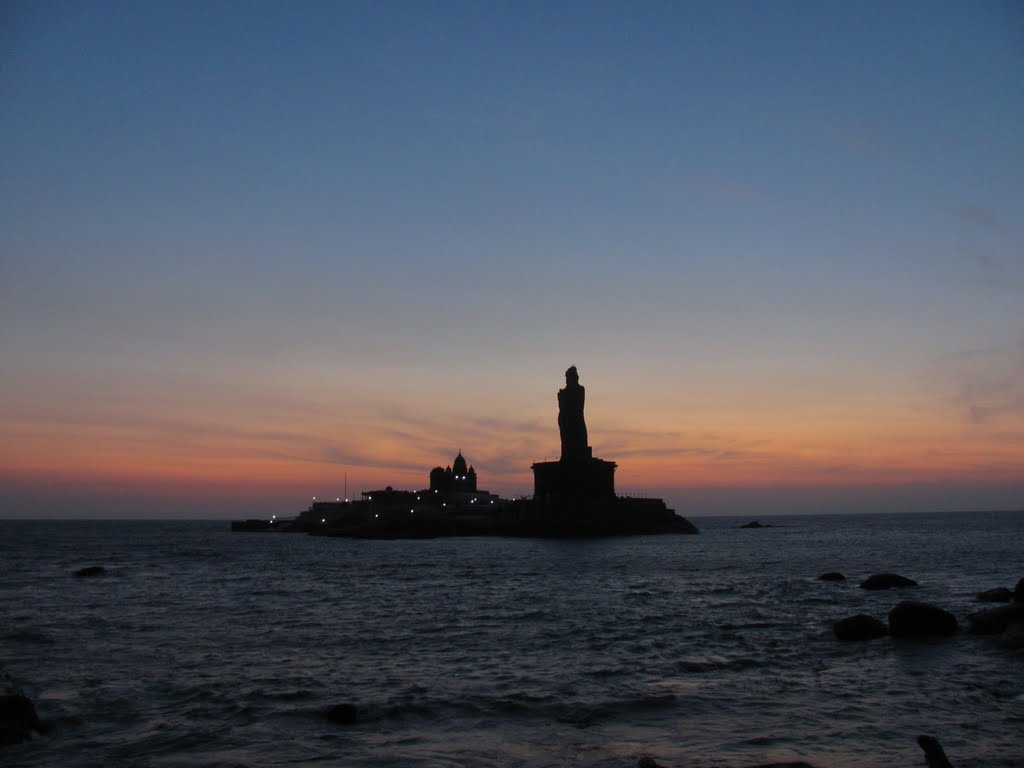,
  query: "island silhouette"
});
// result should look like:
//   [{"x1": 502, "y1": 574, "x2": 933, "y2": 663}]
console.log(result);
[{"x1": 233, "y1": 367, "x2": 698, "y2": 537}]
